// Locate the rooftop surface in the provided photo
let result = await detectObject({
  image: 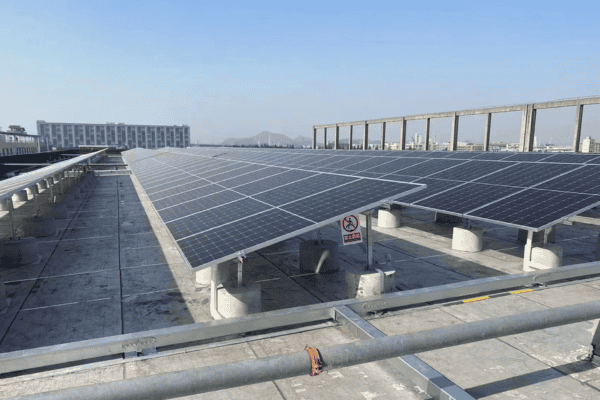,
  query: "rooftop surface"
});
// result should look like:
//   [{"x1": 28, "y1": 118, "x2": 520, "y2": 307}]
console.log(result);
[{"x1": 1, "y1": 155, "x2": 600, "y2": 399}]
